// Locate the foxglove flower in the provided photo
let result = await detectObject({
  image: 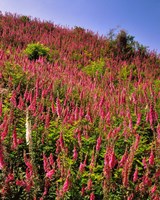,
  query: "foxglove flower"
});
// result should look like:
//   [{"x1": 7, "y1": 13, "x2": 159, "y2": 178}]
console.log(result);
[
  {"x1": 149, "y1": 150, "x2": 154, "y2": 165},
  {"x1": 16, "y1": 180, "x2": 25, "y2": 187},
  {"x1": 119, "y1": 149, "x2": 128, "y2": 167},
  {"x1": 0, "y1": 149, "x2": 5, "y2": 170},
  {"x1": 109, "y1": 151, "x2": 117, "y2": 169},
  {"x1": 43, "y1": 153, "x2": 50, "y2": 173},
  {"x1": 90, "y1": 192, "x2": 95, "y2": 200},
  {"x1": 151, "y1": 185, "x2": 157, "y2": 193},
  {"x1": 1, "y1": 124, "x2": 8, "y2": 141},
  {"x1": 81, "y1": 185, "x2": 85, "y2": 196},
  {"x1": 96, "y1": 136, "x2": 102, "y2": 152},
  {"x1": 79, "y1": 162, "x2": 86, "y2": 173},
  {"x1": 17, "y1": 96, "x2": 24, "y2": 110},
  {"x1": 142, "y1": 157, "x2": 147, "y2": 169},
  {"x1": 49, "y1": 153, "x2": 54, "y2": 166},
  {"x1": 10, "y1": 91, "x2": 17, "y2": 107},
  {"x1": 87, "y1": 178, "x2": 92, "y2": 191},
  {"x1": 134, "y1": 134, "x2": 140, "y2": 150},
  {"x1": 46, "y1": 169, "x2": 55, "y2": 179},
  {"x1": 73, "y1": 146, "x2": 78, "y2": 160},
  {"x1": 133, "y1": 166, "x2": 138, "y2": 182},
  {"x1": 5, "y1": 173, "x2": 14, "y2": 183},
  {"x1": 127, "y1": 193, "x2": 134, "y2": 200},
  {"x1": 136, "y1": 113, "x2": 141, "y2": 126},
  {"x1": 56, "y1": 98, "x2": 62, "y2": 117},
  {"x1": 63, "y1": 176, "x2": 69, "y2": 193}
]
